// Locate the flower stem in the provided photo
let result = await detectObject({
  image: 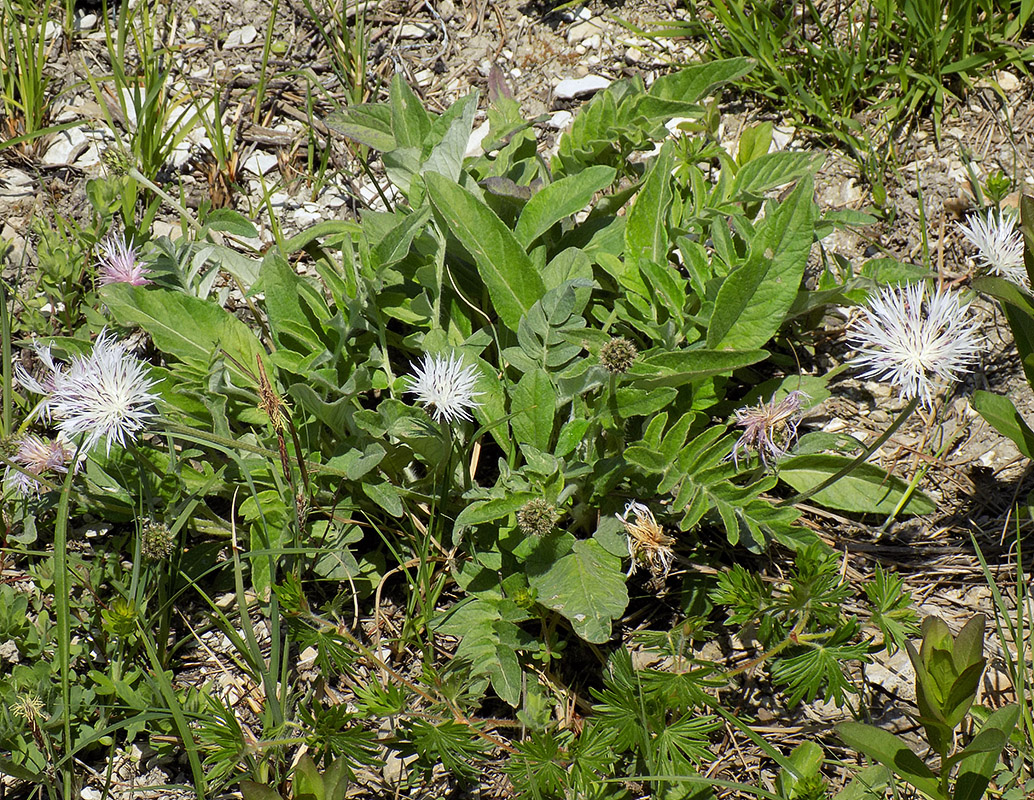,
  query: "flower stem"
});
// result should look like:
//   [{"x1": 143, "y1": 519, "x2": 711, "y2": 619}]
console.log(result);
[{"x1": 780, "y1": 396, "x2": 919, "y2": 506}]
